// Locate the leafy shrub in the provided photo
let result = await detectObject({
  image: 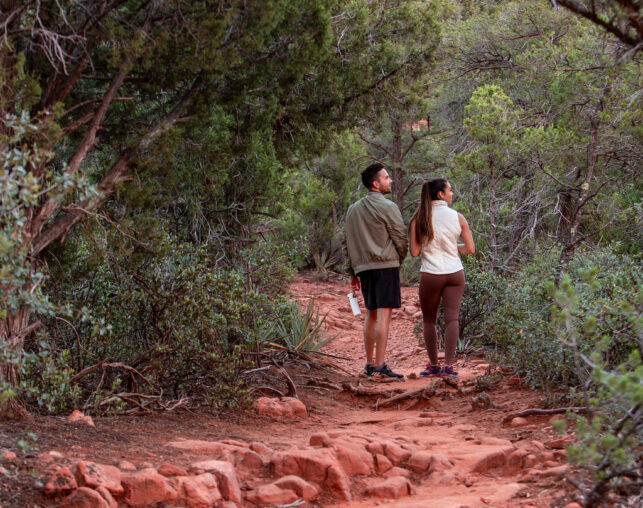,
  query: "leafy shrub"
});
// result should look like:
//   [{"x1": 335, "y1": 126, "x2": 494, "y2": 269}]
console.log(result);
[
  {"x1": 486, "y1": 246, "x2": 641, "y2": 396},
  {"x1": 550, "y1": 275, "x2": 642, "y2": 508},
  {"x1": 39, "y1": 233, "x2": 298, "y2": 412},
  {"x1": 267, "y1": 300, "x2": 336, "y2": 355}
]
